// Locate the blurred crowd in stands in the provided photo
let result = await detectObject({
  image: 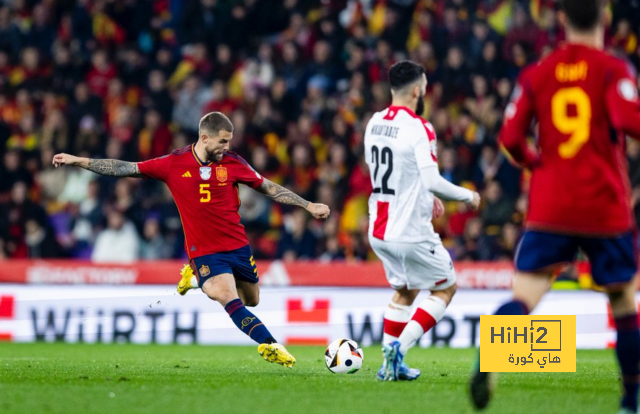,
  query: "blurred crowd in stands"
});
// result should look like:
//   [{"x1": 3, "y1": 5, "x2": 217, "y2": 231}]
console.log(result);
[{"x1": 1, "y1": 0, "x2": 640, "y2": 263}]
